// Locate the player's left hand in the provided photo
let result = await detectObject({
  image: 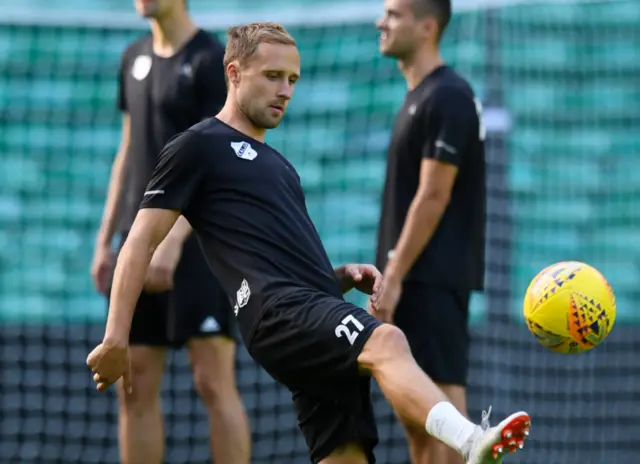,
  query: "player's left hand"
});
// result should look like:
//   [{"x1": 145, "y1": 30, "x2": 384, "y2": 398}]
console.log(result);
[
  {"x1": 370, "y1": 273, "x2": 402, "y2": 323},
  {"x1": 336, "y1": 264, "x2": 382, "y2": 296},
  {"x1": 144, "y1": 238, "x2": 183, "y2": 293},
  {"x1": 86, "y1": 339, "x2": 132, "y2": 394}
]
